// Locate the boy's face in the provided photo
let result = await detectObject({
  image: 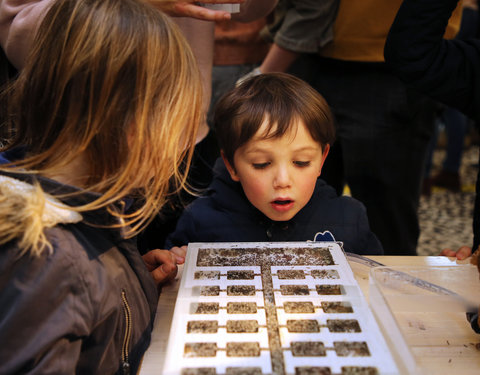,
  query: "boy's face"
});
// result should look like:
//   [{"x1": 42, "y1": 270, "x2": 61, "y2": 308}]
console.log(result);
[{"x1": 223, "y1": 119, "x2": 329, "y2": 222}]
